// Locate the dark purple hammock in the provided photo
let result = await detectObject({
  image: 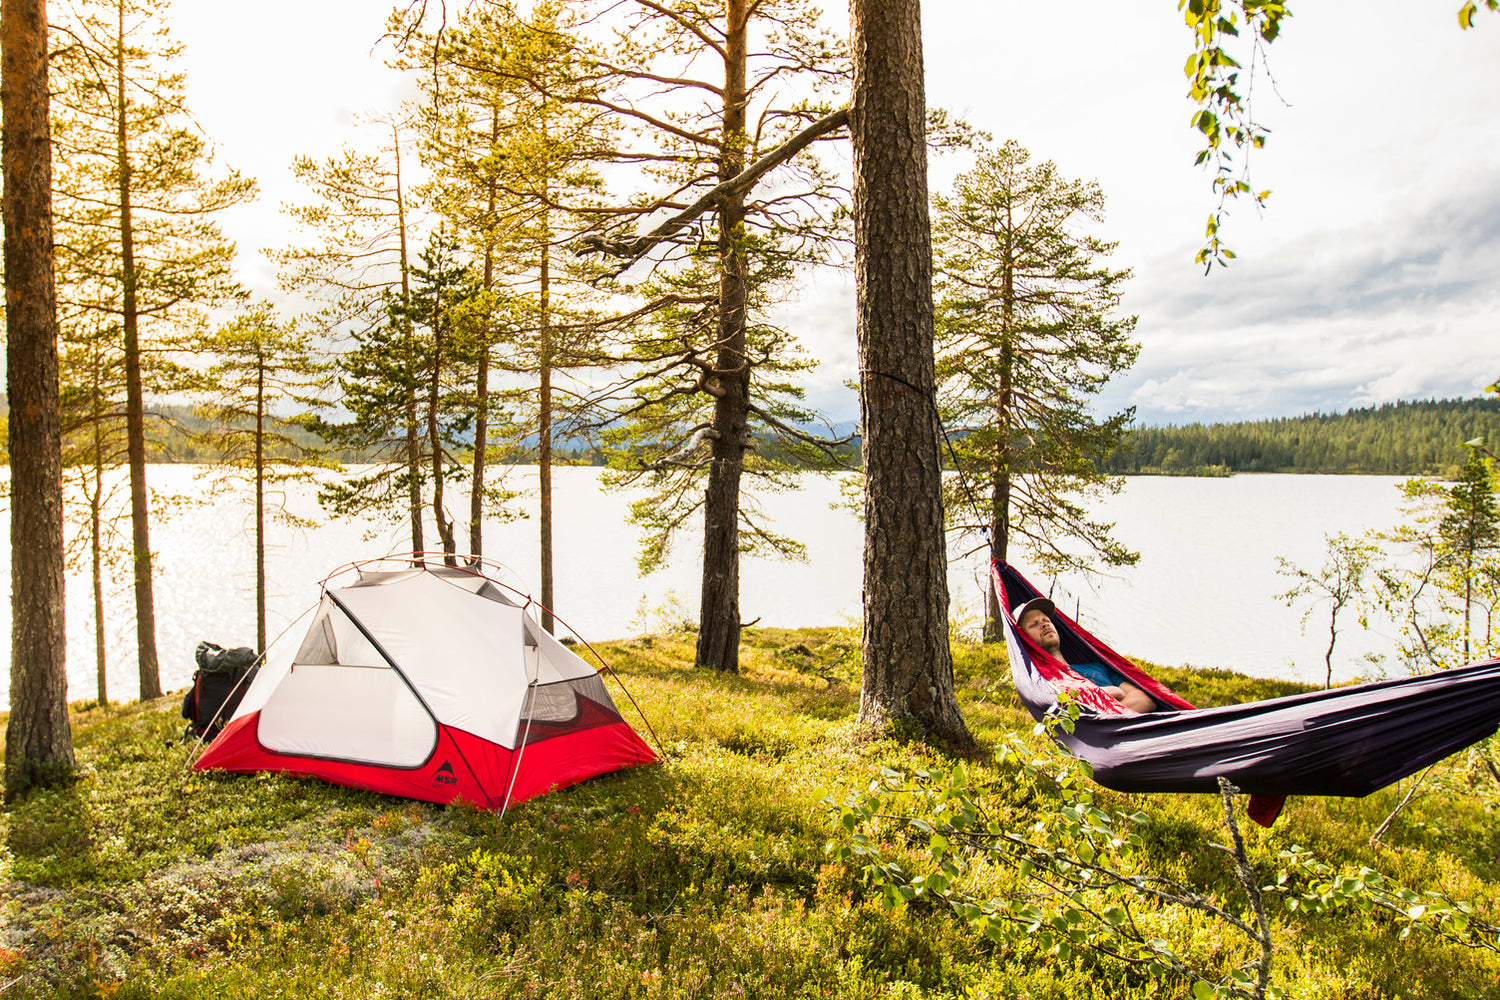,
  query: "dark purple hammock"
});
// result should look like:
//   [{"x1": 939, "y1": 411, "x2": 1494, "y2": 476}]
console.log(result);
[{"x1": 994, "y1": 560, "x2": 1500, "y2": 826}]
